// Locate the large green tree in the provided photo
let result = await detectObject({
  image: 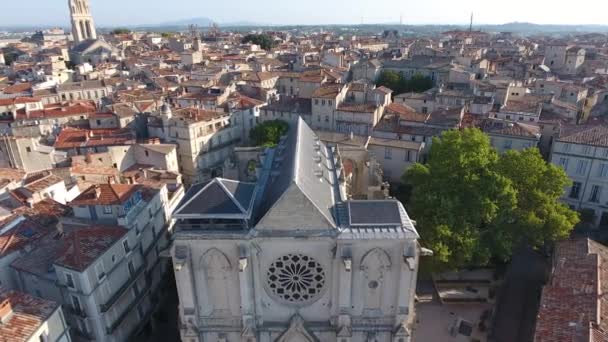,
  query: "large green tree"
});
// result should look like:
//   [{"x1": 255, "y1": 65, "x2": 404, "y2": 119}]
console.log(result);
[
  {"x1": 405, "y1": 128, "x2": 516, "y2": 269},
  {"x1": 404, "y1": 128, "x2": 578, "y2": 270},
  {"x1": 242, "y1": 34, "x2": 277, "y2": 50},
  {"x1": 250, "y1": 120, "x2": 289, "y2": 147},
  {"x1": 376, "y1": 71, "x2": 433, "y2": 94},
  {"x1": 494, "y1": 149, "x2": 579, "y2": 252}
]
